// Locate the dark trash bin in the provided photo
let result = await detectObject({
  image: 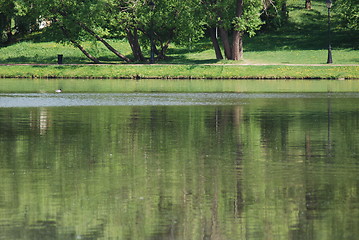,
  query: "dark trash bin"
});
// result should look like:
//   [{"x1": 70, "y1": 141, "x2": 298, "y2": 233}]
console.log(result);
[{"x1": 57, "y1": 54, "x2": 63, "y2": 64}]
